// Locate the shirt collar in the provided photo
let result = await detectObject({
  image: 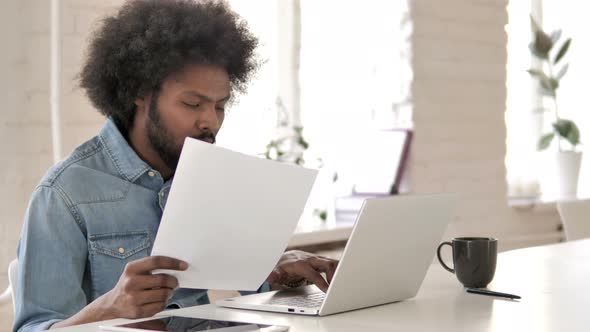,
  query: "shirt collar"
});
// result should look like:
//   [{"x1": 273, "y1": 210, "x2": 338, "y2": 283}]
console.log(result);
[{"x1": 98, "y1": 118, "x2": 151, "y2": 182}]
